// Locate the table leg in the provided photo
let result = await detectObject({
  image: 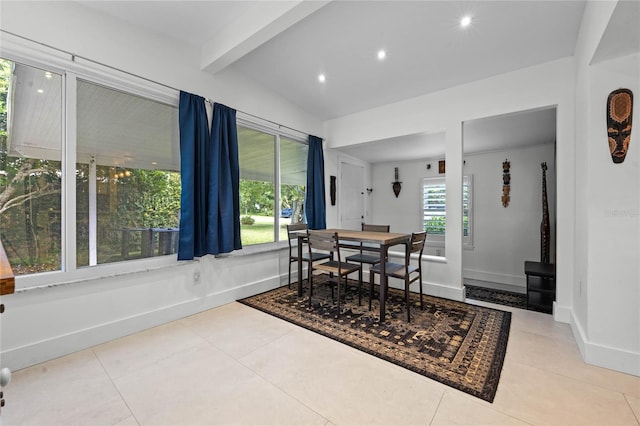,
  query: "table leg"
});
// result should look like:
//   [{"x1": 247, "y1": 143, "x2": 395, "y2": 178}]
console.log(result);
[{"x1": 379, "y1": 244, "x2": 388, "y2": 322}]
